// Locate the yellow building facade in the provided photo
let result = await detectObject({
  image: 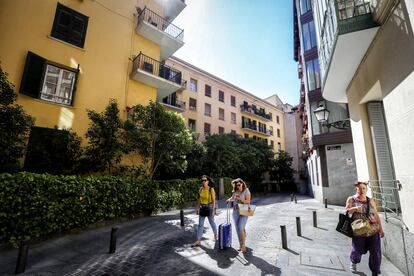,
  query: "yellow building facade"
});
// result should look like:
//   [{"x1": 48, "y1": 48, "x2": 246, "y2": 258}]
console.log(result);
[
  {"x1": 0, "y1": 0, "x2": 186, "y2": 138},
  {"x1": 166, "y1": 57, "x2": 285, "y2": 151}
]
